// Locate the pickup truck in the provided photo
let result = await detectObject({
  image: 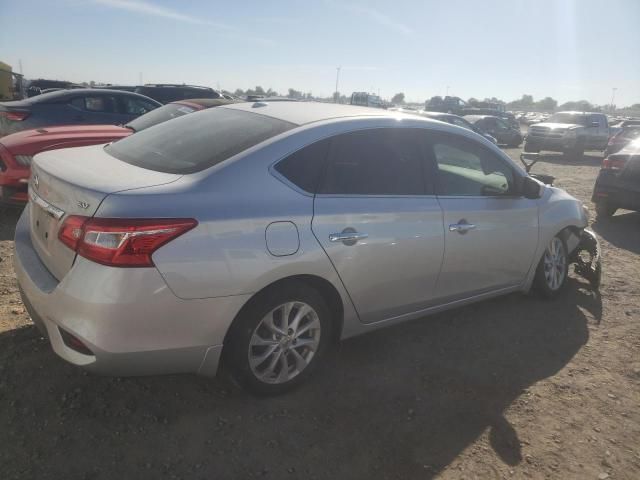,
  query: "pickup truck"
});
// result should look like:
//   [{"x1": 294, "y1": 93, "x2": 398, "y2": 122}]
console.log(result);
[{"x1": 524, "y1": 111, "x2": 609, "y2": 159}]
